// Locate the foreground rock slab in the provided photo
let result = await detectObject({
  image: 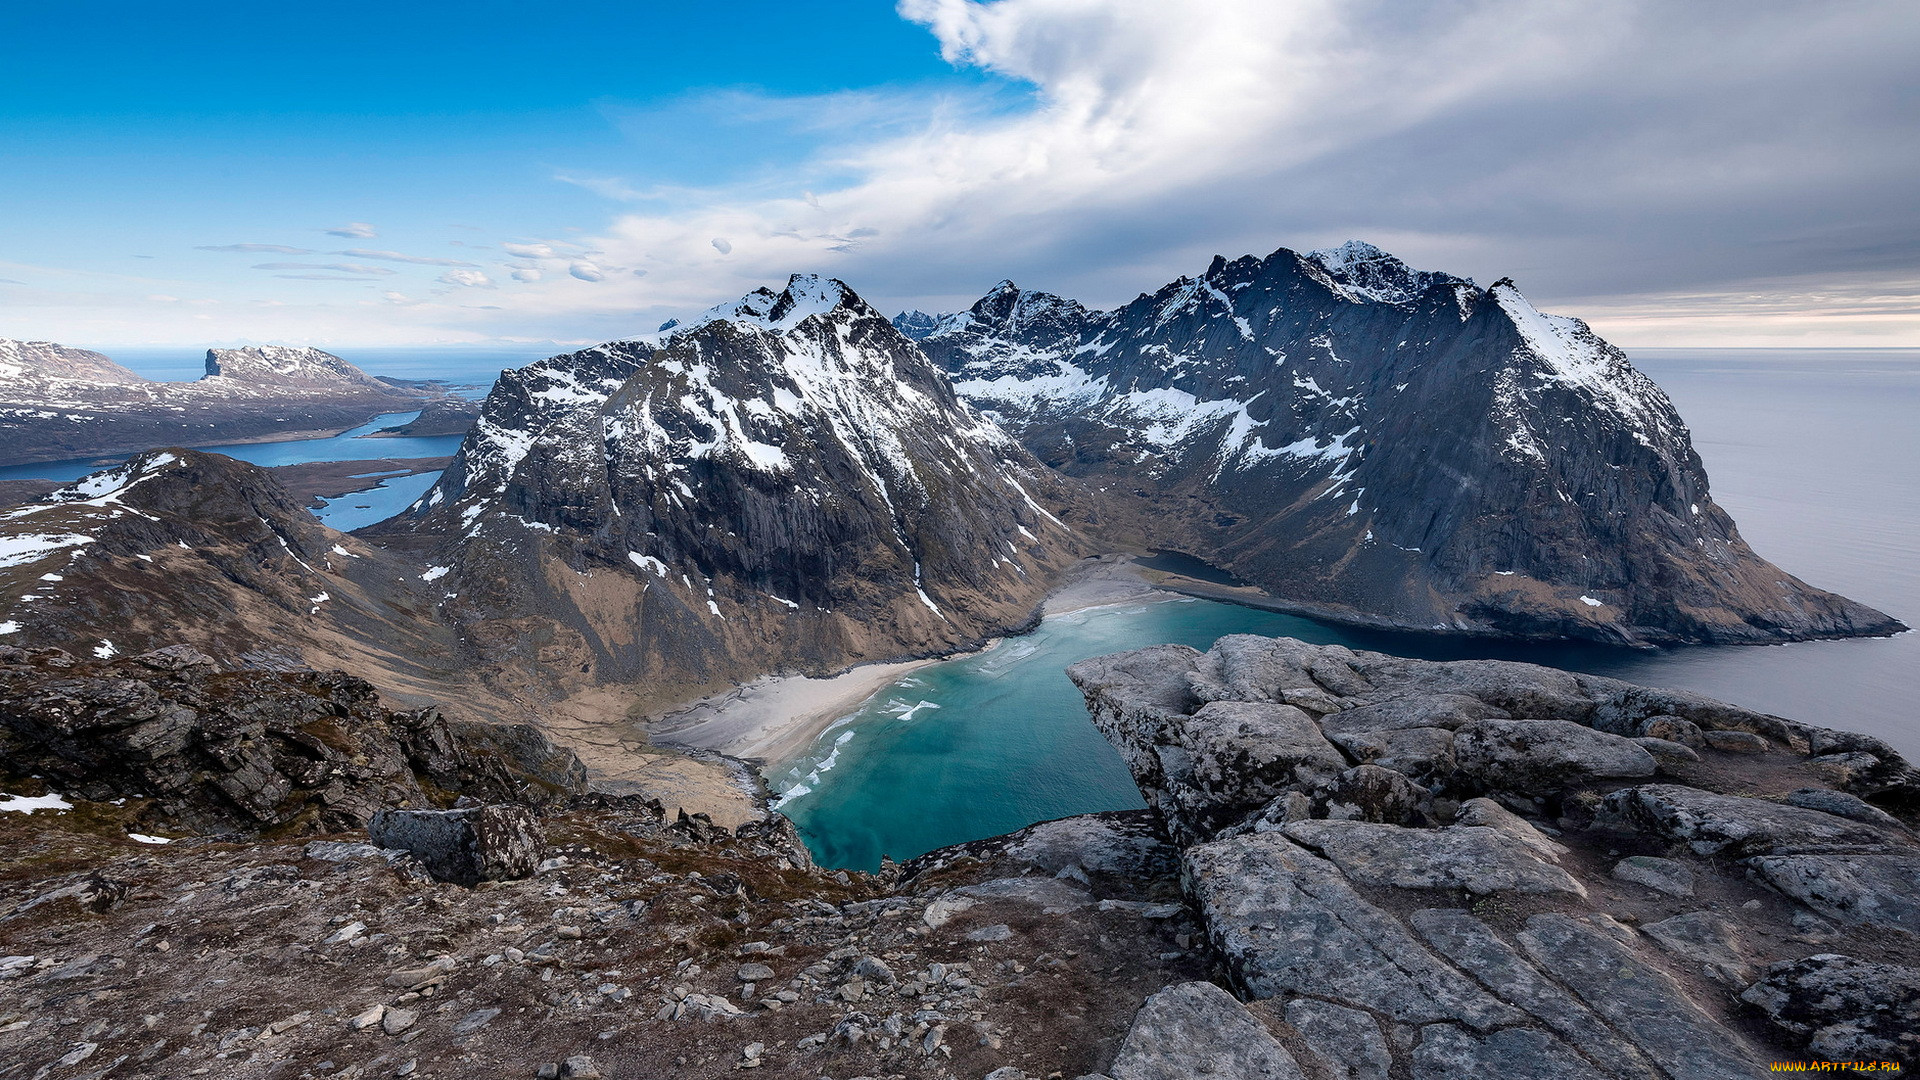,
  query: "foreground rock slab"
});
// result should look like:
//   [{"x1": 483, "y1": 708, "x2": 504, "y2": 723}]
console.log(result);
[{"x1": 1073, "y1": 634, "x2": 1920, "y2": 1076}]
